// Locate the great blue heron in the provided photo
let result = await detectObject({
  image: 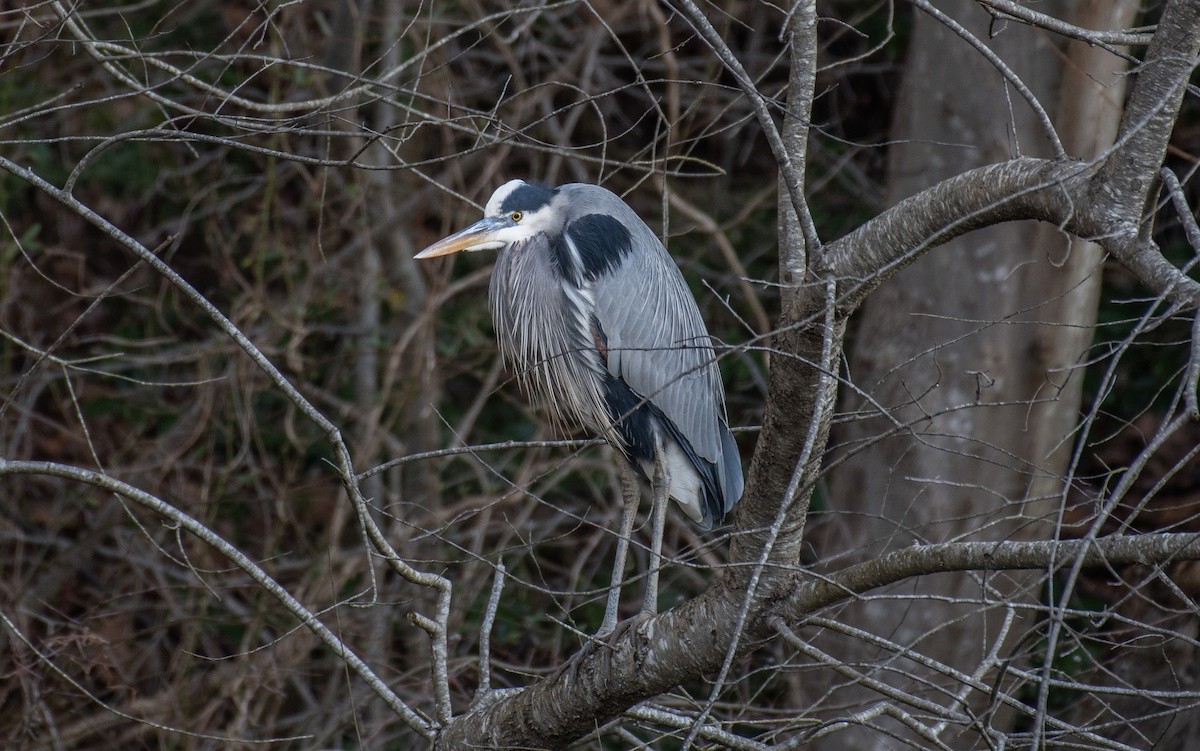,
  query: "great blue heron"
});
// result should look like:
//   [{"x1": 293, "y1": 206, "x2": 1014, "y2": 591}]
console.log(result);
[{"x1": 416, "y1": 179, "x2": 743, "y2": 633}]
